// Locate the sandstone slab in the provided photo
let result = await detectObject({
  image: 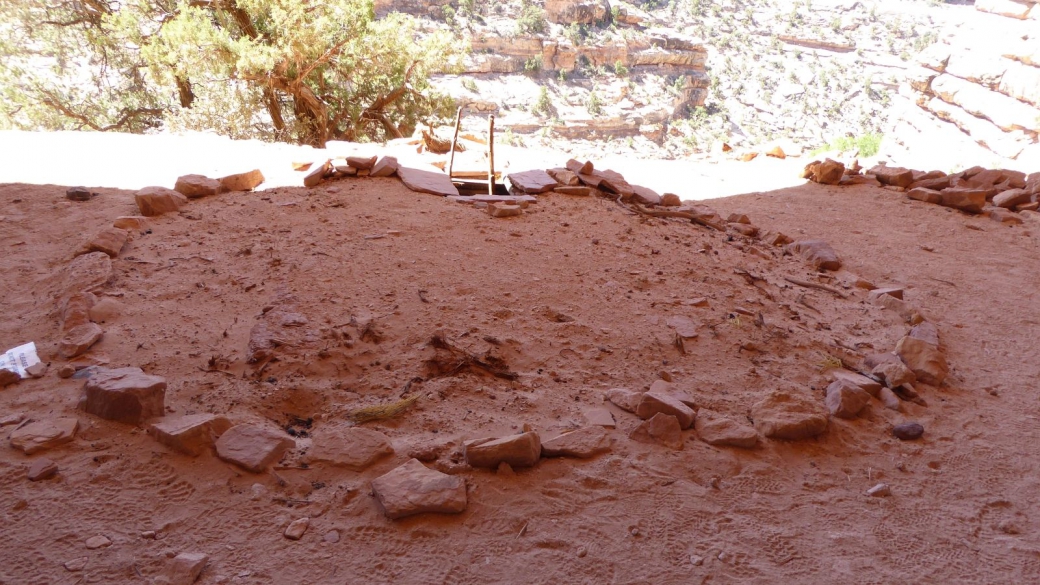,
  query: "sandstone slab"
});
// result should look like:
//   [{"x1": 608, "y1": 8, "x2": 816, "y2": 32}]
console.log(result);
[
  {"x1": 113, "y1": 216, "x2": 150, "y2": 233},
  {"x1": 629, "y1": 413, "x2": 683, "y2": 449},
  {"x1": 64, "y1": 252, "x2": 112, "y2": 296},
  {"x1": 27, "y1": 458, "x2": 59, "y2": 481},
  {"x1": 874, "y1": 166, "x2": 915, "y2": 188},
  {"x1": 541, "y1": 426, "x2": 611, "y2": 458},
  {"x1": 547, "y1": 168, "x2": 580, "y2": 186},
  {"x1": 219, "y1": 169, "x2": 264, "y2": 191},
  {"x1": 752, "y1": 390, "x2": 828, "y2": 440},
  {"x1": 488, "y1": 203, "x2": 523, "y2": 218},
  {"x1": 370, "y1": 458, "x2": 467, "y2": 520},
  {"x1": 370, "y1": 156, "x2": 399, "y2": 177},
  {"x1": 60, "y1": 322, "x2": 103, "y2": 358},
  {"x1": 788, "y1": 239, "x2": 842, "y2": 271},
  {"x1": 84, "y1": 228, "x2": 128, "y2": 258},
  {"x1": 465, "y1": 432, "x2": 540, "y2": 468},
  {"x1": 81, "y1": 367, "x2": 166, "y2": 424},
  {"x1": 830, "y1": 369, "x2": 882, "y2": 397},
  {"x1": 161, "y1": 552, "x2": 208, "y2": 585},
  {"x1": 694, "y1": 411, "x2": 759, "y2": 449},
  {"x1": 635, "y1": 391, "x2": 695, "y2": 429},
  {"x1": 994, "y1": 188, "x2": 1032, "y2": 209},
  {"x1": 304, "y1": 425, "x2": 394, "y2": 470},
  {"x1": 507, "y1": 170, "x2": 558, "y2": 194},
  {"x1": 347, "y1": 155, "x2": 377, "y2": 170},
  {"x1": 398, "y1": 166, "x2": 459, "y2": 196},
  {"x1": 631, "y1": 185, "x2": 662, "y2": 206},
  {"x1": 908, "y1": 187, "x2": 943, "y2": 204},
  {"x1": 10, "y1": 418, "x2": 78, "y2": 455},
  {"x1": 871, "y1": 360, "x2": 916, "y2": 389},
  {"x1": 896, "y1": 336, "x2": 948, "y2": 386},
  {"x1": 148, "y1": 414, "x2": 232, "y2": 456},
  {"x1": 605, "y1": 388, "x2": 643, "y2": 412},
  {"x1": 825, "y1": 379, "x2": 871, "y2": 419},
  {"x1": 555, "y1": 186, "x2": 594, "y2": 196},
  {"x1": 584, "y1": 408, "x2": 615, "y2": 428},
  {"x1": 940, "y1": 188, "x2": 987, "y2": 213},
  {"x1": 175, "y1": 174, "x2": 222, "y2": 198},
  {"x1": 215, "y1": 424, "x2": 295, "y2": 472},
  {"x1": 135, "y1": 186, "x2": 187, "y2": 216}
]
